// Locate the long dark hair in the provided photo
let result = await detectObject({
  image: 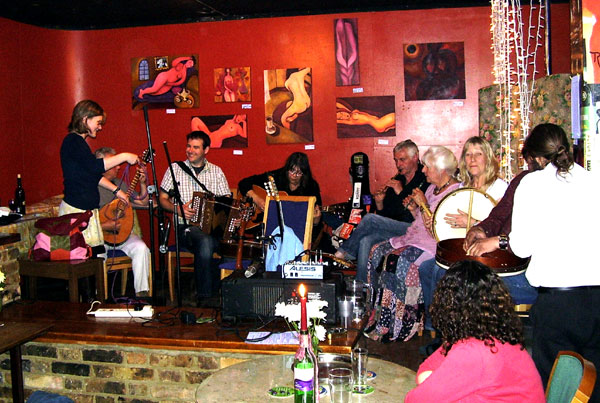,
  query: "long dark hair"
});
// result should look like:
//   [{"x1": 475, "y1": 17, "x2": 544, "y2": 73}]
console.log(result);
[
  {"x1": 283, "y1": 152, "x2": 313, "y2": 189},
  {"x1": 430, "y1": 260, "x2": 524, "y2": 355},
  {"x1": 523, "y1": 123, "x2": 573, "y2": 177},
  {"x1": 68, "y1": 100, "x2": 105, "y2": 134}
]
